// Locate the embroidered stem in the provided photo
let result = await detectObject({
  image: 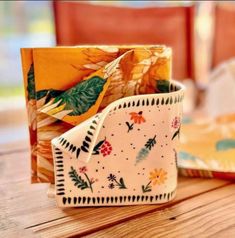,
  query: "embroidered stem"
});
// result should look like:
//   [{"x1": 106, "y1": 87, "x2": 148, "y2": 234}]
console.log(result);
[
  {"x1": 126, "y1": 122, "x2": 134, "y2": 132},
  {"x1": 114, "y1": 178, "x2": 127, "y2": 189},
  {"x1": 142, "y1": 180, "x2": 152, "y2": 193},
  {"x1": 172, "y1": 126, "x2": 181, "y2": 140},
  {"x1": 107, "y1": 174, "x2": 127, "y2": 189},
  {"x1": 146, "y1": 180, "x2": 152, "y2": 187},
  {"x1": 84, "y1": 173, "x2": 93, "y2": 193}
]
